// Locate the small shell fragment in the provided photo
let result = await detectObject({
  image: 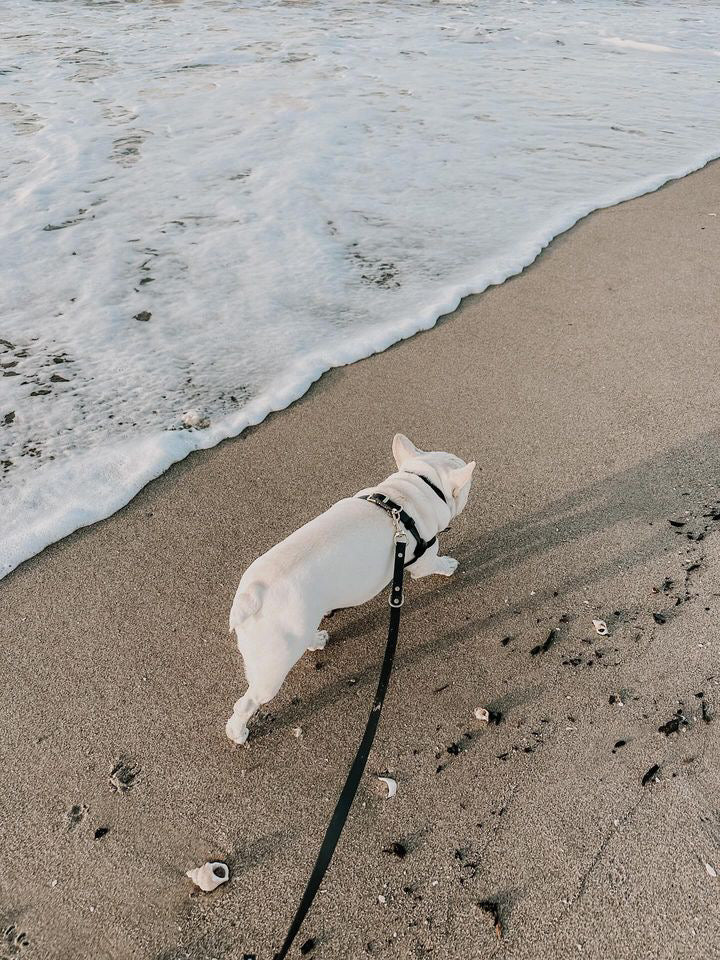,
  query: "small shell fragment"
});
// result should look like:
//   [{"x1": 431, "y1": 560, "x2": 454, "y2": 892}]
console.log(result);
[
  {"x1": 181, "y1": 409, "x2": 210, "y2": 429},
  {"x1": 474, "y1": 707, "x2": 490, "y2": 723},
  {"x1": 592, "y1": 619, "x2": 608, "y2": 636},
  {"x1": 186, "y1": 861, "x2": 229, "y2": 892},
  {"x1": 292, "y1": 726, "x2": 303, "y2": 738},
  {"x1": 377, "y1": 776, "x2": 397, "y2": 798},
  {"x1": 706, "y1": 862, "x2": 718, "y2": 878}
]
